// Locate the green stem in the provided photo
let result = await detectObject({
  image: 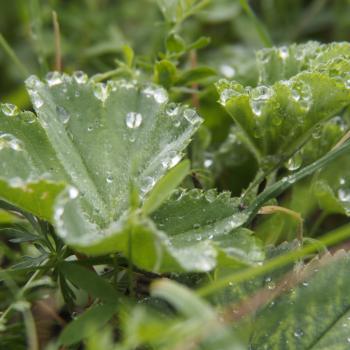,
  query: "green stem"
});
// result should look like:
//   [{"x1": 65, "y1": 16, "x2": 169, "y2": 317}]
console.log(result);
[
  {"x1": 239, "y1": 0, "x2": 273, "y2": 47},
  {"x1": 23, "y1": 308, "x2": 39, "y2": 350},
  {"x1": 247, "y1": 141, "x2": 350, "y2": 220},
  {"x1": 198, "y1": 222, "x2": 350, "y2": 296},
  {"x1": 0, "y1": 34, "x2": 29, "y2": 78}
]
